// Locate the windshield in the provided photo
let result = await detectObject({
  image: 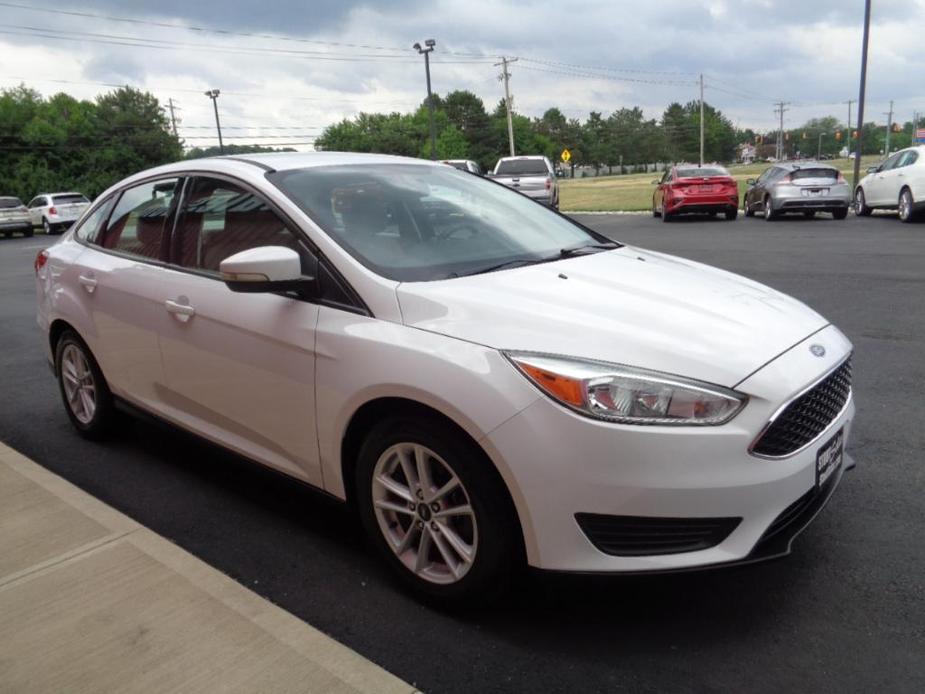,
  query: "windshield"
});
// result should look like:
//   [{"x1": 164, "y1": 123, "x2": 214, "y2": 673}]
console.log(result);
[
  {"x1": 495, "y1": 159, "x2": 549, "y2": 176},
  {"x1": 0, "y1": 197, "x2": 24, "y2": 208},
  {"x1": 52, "y1": 194, "x2": 90, "y2": 205},
  {"x1": 270, "y1": 164, "x2": 608, "y2": 281},
  {"x1": 676, "y1": 167, "x2": 729, "y2": 178}
]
